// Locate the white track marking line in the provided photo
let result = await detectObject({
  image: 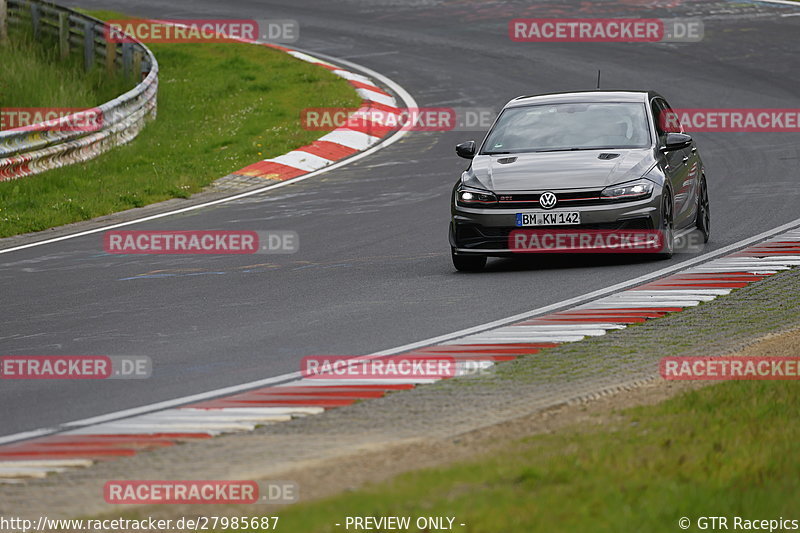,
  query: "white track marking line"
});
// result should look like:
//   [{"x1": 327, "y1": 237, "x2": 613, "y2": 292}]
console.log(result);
[
  {"x1": 178, "y1": 407, "x2": 324, "y2": 415},
  {"x1": 685, "y1": 268, "x2": 784, "y2": 273},
  {"x1": 131, "y1": 413, "x2": 292, "y2": 423},
  {"x1": 715, "y1": 262, "x2": 800, "y2": 267},
  {"x1": 629, "y1": 289, "x2": 732, "y2": 295},
  {"x1": 273, "y1": 380, "x2": 359, "y2": 387},
  {"x1": 744, "y1": 257, "x2": 800, "y2": 262},
  {"x1": 0, "y1": 429, "x2": 55, "y2": 446},
  {"x1": 478, "y1": 326, "x2": 610, "y2": 332},
  {"x1": 0, "y1": 460, "x2": 93, "y2": 478},
  {"x1": 510, "y1": 324, "x2": 625, "y2": 328},
  {"x1": 452, "y1": 335, "x2": 589, "y2": 343},
  {"x1": 573, "y1": 301, "x2": 698, "y2": 309},
  {"x1": 0, "y1": 467, "x2": 54, "y2": 478},
  {"x1": 0, "y1": 47, "x2": 419, "y2": 256},
  {"x1": 505, "y1": 323, "x2": 626, "y2": 330},
  {"x1": 707, "y1": 256, "x2": 798, "y2": 261},
  {"x1": 522, "y1": 323, "x2": 626, "y2": 328},
  {"x1": 60, "y1": 427, "x2": 222, "y2": 436},
  {"x1": 84, "y1": 421, "x2": 257, "y2": 431},
  {"x1": 286, "y1": 378, "x2": 440, "y2": 386},
  {"x1": 608, "y1": 294, "x2": 717, "y2": 302},
  {"x1": 753, "y1": 0, "x2": 800, "y2": 7},
  {"x1": 469, "y1": 330, "x2": 608, "y2": 337},
  {"x1": 0, "y1": 460, "x2": 93, "y2": 468}
]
